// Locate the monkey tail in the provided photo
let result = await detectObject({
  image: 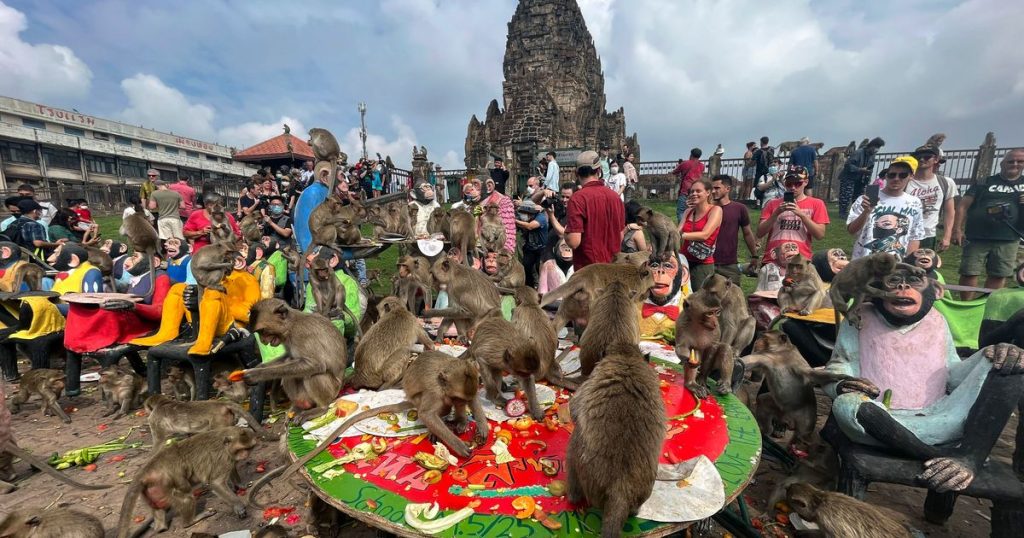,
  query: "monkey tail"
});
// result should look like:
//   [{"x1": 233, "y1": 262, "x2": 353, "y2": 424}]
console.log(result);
[
  {"x1": 4, "y1": 442, "x2": 113, "y2": 490},
  {"x1": 599, "y1": 495, "x2": 631, "y2": 538},
  {"x1": 116, "y1": 472, "x2": 148, "y2": 538},
  {"x1": 538, "y1": 281, "x2": 580, "y2": 308},
  {"x1": 225, "y1": 402, "x2": 276, "y2": 441},
  {"x1": 246, "y1": 401, "x2": 414, "y2": 508}
]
